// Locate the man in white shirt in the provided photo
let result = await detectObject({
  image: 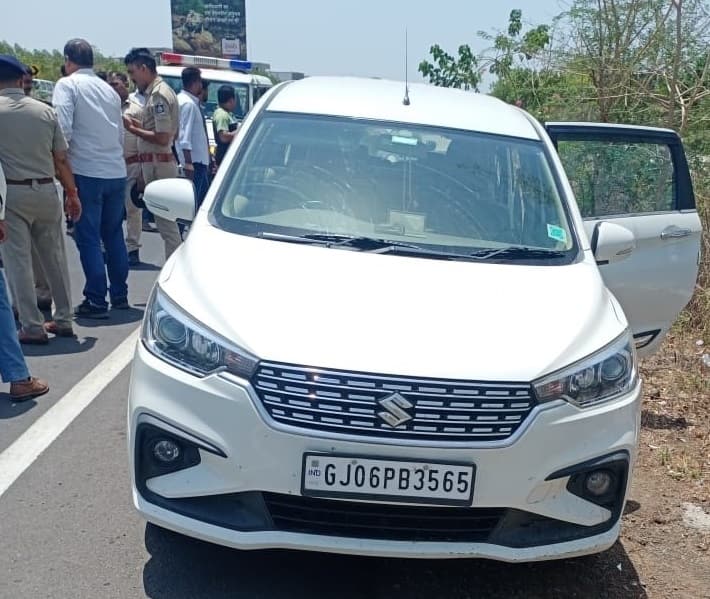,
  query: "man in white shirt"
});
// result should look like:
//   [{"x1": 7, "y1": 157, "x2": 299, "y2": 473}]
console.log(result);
[
  {"x1": 53, "y1": 38, "x2": 129, "y2": 319},
  {"x1": 176, "y1": 67, "x2": 210, "y2": 208}
]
